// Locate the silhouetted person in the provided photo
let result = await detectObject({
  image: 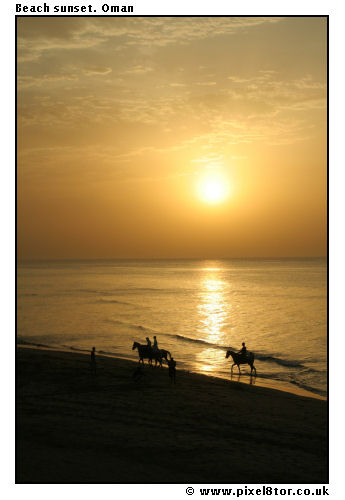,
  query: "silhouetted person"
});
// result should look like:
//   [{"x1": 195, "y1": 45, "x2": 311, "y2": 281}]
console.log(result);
[
  {"x1": 168, "y1": 357, "x2": 176, "y2": 384},
  {"x1": 146, "y1": 337, "x2": 152, "y2": 348},
  {"x1": 90, "y1": 346, "x2": 96, "y2": 375},
  {"x1": 238, "y1": 342, "x2": 247, "y2": 360},
  {"x1": 152, "y1": 335, "x2": 159, "y2": 352}
]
